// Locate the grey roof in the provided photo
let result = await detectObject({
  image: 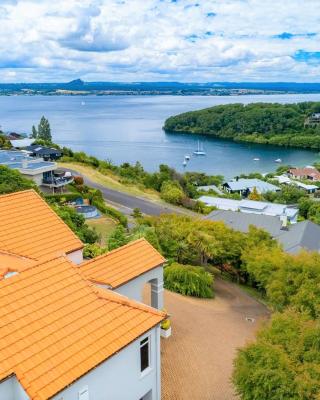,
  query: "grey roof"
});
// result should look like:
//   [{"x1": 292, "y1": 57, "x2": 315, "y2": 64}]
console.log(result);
[
  {"x1": 224, "y1": 178, "x2": 279, "y2": 193},
  {"x1": 278, "y1": 220, "x2": 320, "y2": 254},
  {"x1": 204, "y1": 210, "x2": 284, "y2": 237},
  {"x1": 205, "y1": 210, "x2": 320, "y2": 254}
]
